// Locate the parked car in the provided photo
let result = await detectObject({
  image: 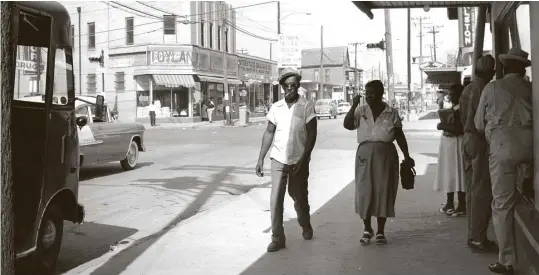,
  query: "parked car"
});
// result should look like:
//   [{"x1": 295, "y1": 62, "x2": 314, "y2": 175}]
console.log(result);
[
  {"x1": 75, "y1": 96, "x2": 146, "y2": 170},
  {"x1": 337, "y1": 102, "x2": 351, "y2": 114},
  {"x1": 314, "y1": 99, "x2": 338, "y2": 119}
]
